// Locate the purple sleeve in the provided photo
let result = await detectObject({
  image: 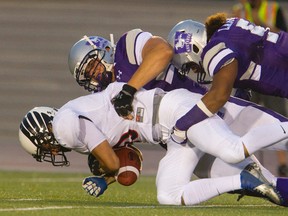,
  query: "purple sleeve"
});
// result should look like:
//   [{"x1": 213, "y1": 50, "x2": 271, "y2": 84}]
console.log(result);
[{"x1": 175, "y1": 104, "x2": 210, "y2": 131}]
